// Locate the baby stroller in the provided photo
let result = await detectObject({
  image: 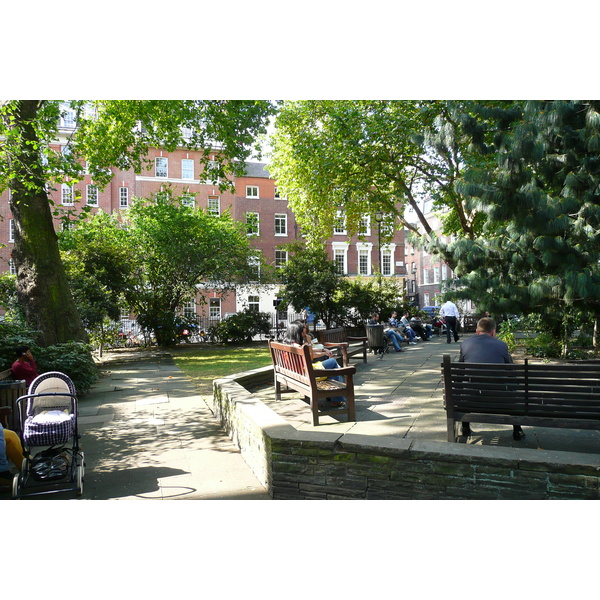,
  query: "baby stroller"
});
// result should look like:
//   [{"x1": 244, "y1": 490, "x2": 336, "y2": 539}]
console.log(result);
[{"x1": 12, "y1": 372, "x2": 84, "y2": 499}]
